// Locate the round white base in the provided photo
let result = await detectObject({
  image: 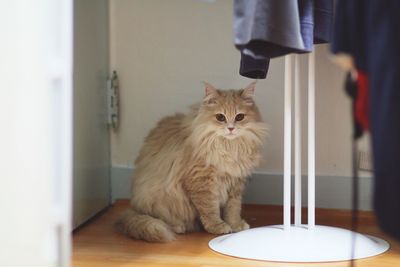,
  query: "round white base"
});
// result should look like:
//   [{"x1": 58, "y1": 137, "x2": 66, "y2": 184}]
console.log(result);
[{"x1": 209, "y1": 225, "x2": 390, "y2": 262}]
